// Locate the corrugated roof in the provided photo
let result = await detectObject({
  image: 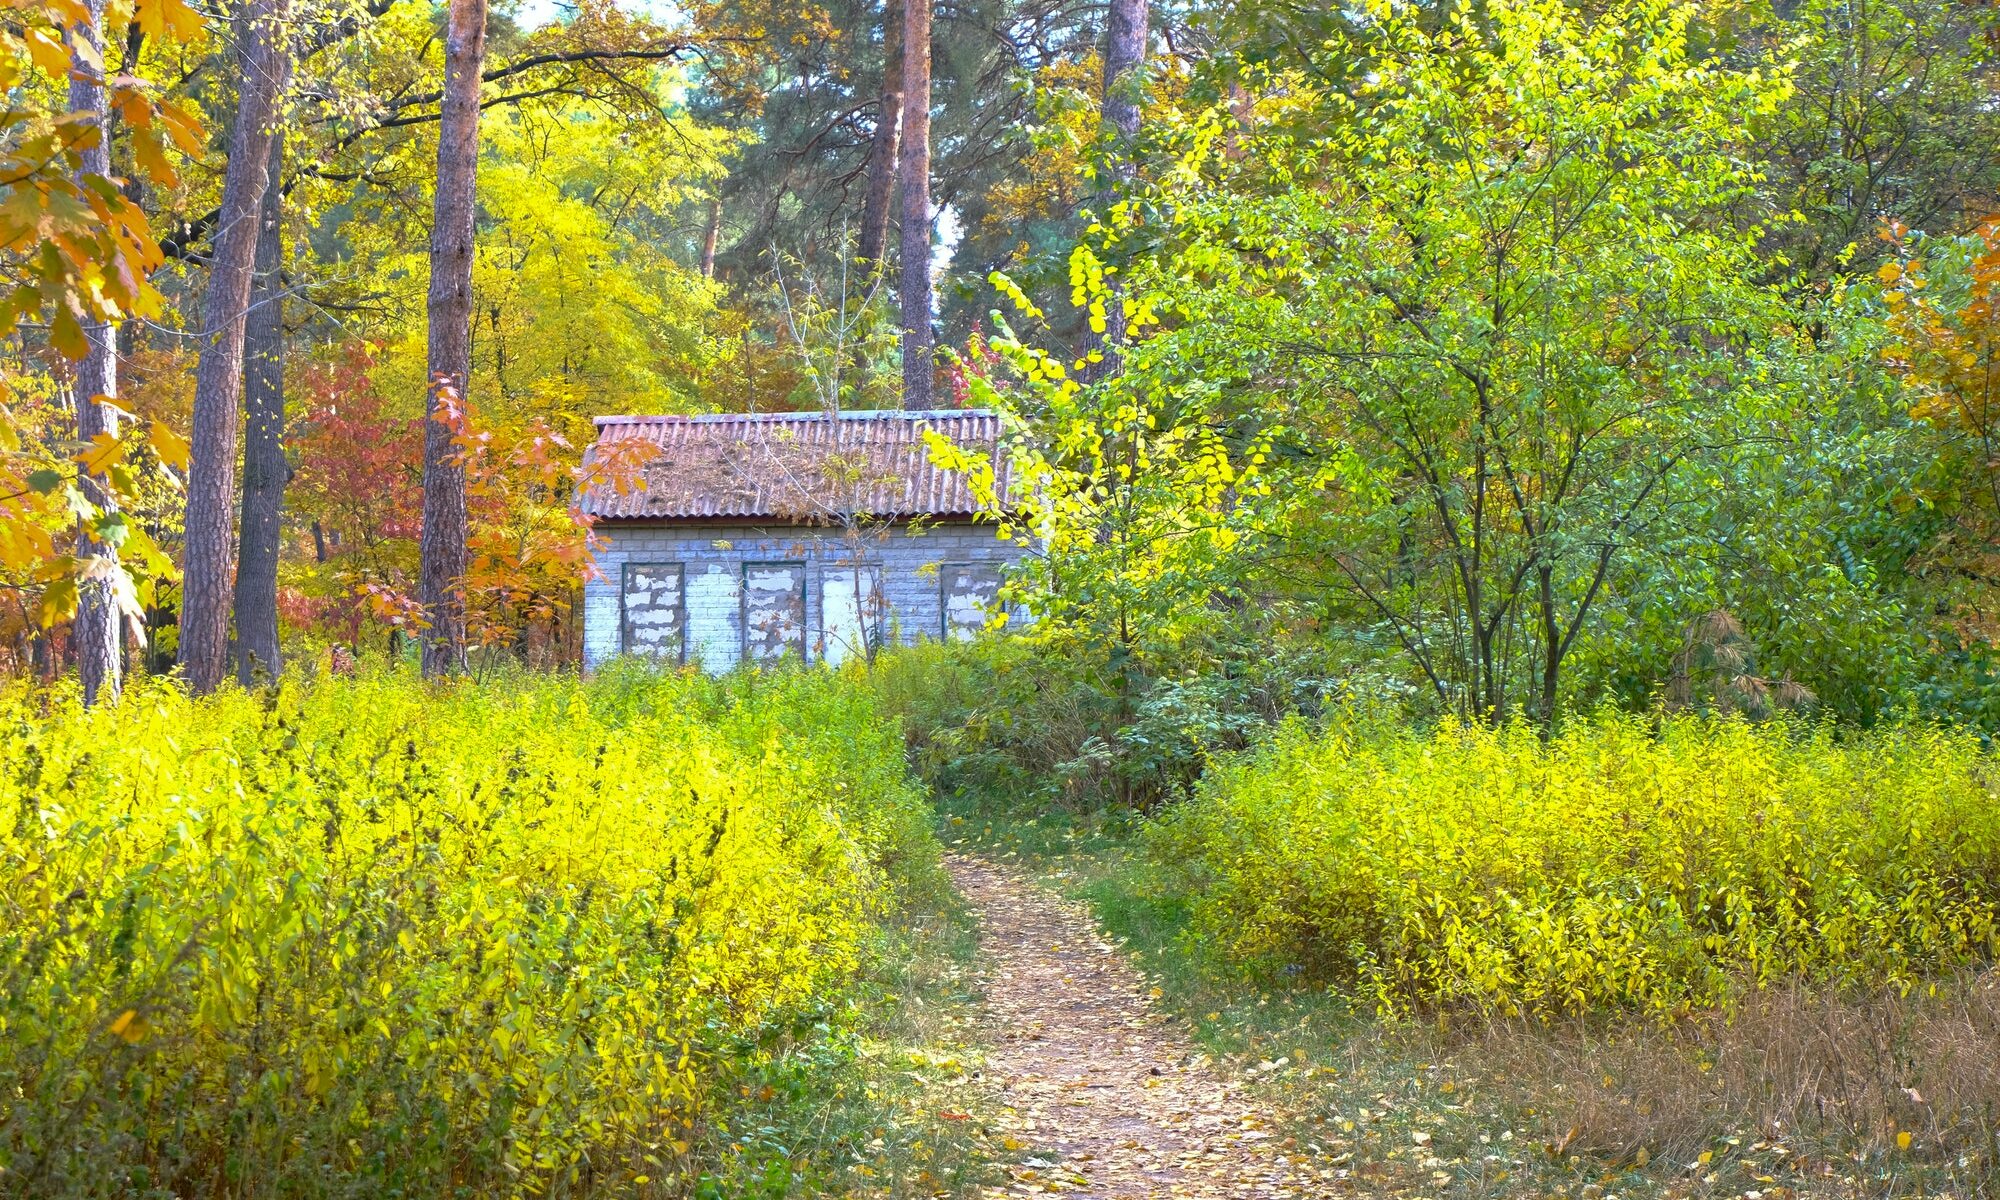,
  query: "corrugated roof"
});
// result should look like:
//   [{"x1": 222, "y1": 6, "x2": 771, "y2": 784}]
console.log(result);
[{"x1": 579, "y1": 409, "x2": 1011, "y2": 522}]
